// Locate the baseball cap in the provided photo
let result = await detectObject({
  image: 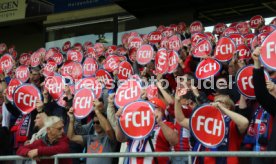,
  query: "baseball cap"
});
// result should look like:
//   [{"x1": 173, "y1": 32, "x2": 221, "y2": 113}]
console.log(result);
[{"x1": 149, "y1": 98, "x2": 167, "y2": 111}]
